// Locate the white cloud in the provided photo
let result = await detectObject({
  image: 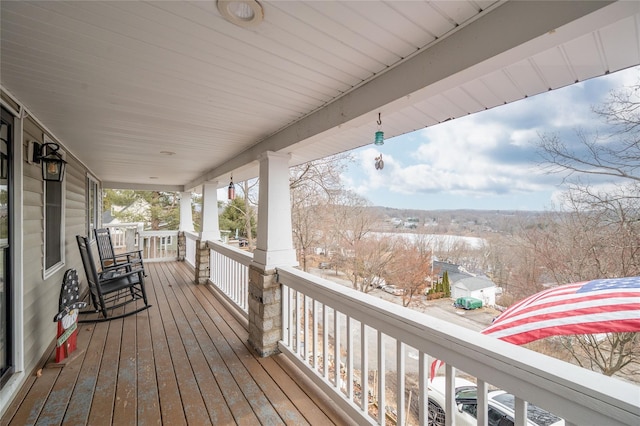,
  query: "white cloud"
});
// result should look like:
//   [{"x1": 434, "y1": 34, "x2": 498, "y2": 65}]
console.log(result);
[{"x1": 343, "y1": 67, "x2": 640, "y2": 209}]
